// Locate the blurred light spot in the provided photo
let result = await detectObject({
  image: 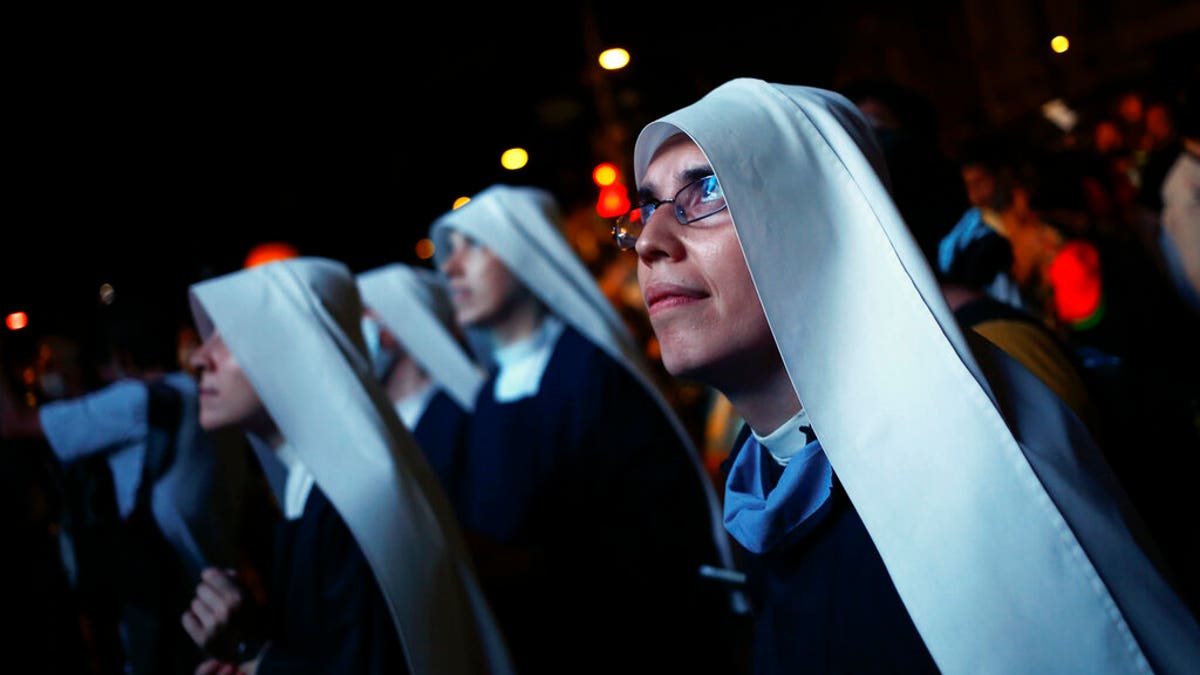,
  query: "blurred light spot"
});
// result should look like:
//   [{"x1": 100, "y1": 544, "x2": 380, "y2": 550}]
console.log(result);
[
  {"x1": 22, "y1": 367, "x2": 36, "y2": 385},
  {"x1": 24, "y1": 392, "x2": 36, "y2": 407},
  {"x1": 6, "y1": 311, "x2": 28, "y2": 330},
  {"x1": 599, "y1": 48, "x2": 630, "y2": 70},
  {"x1": 1049, "y1": 240, "x2": 1103, "y2": 326},
  {"x1": 453, "y1": 196, "x2": 471, "y2": 210},
  {"x1": 99, "y1": 283, "x2": 115, "y2": 305},
  {"x1": 244, "y1": 242, "x2": 300, "y2": 268},
  {"x1": 501, "y1": 148, "x2": 529, "y2": 170},
  {"x1": 415, "y1": 238, "x2": 436, "y2": 260},
  {"x1": 593, "y1": 162, "x2": 619, "y2": 187},
  {"x1": 1050, "y1": 35, "x2": 1069, "y2": 53},
  {"x1": 596, "y1": 184, "x2": 630, "y2": 218},
  {"x1": 646, "y1": 335, "x2": 661, "y2": 360}
]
